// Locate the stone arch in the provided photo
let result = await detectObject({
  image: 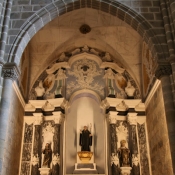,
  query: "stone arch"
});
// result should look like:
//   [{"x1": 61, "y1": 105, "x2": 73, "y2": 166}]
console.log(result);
[{"x1": 8, "y1": 0, "x2": 164, "y2": 66}]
